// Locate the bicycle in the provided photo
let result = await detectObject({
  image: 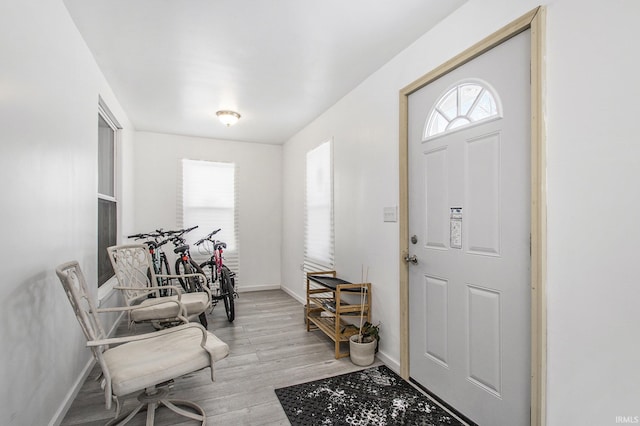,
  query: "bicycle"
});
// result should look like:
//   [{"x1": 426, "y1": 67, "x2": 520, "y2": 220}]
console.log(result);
[
  {"x1": 168, "y1": 226, "x2": 207, "y2": 293},
  {"x1": 127, "y1": 231, "x2": 172, "y2": 296},
  {"x1": 195, "y1": 228, "x2": 237, "y2": 322},
  {"x1": 156, "y1": 225, "x2": 215, "y2": 328}
]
